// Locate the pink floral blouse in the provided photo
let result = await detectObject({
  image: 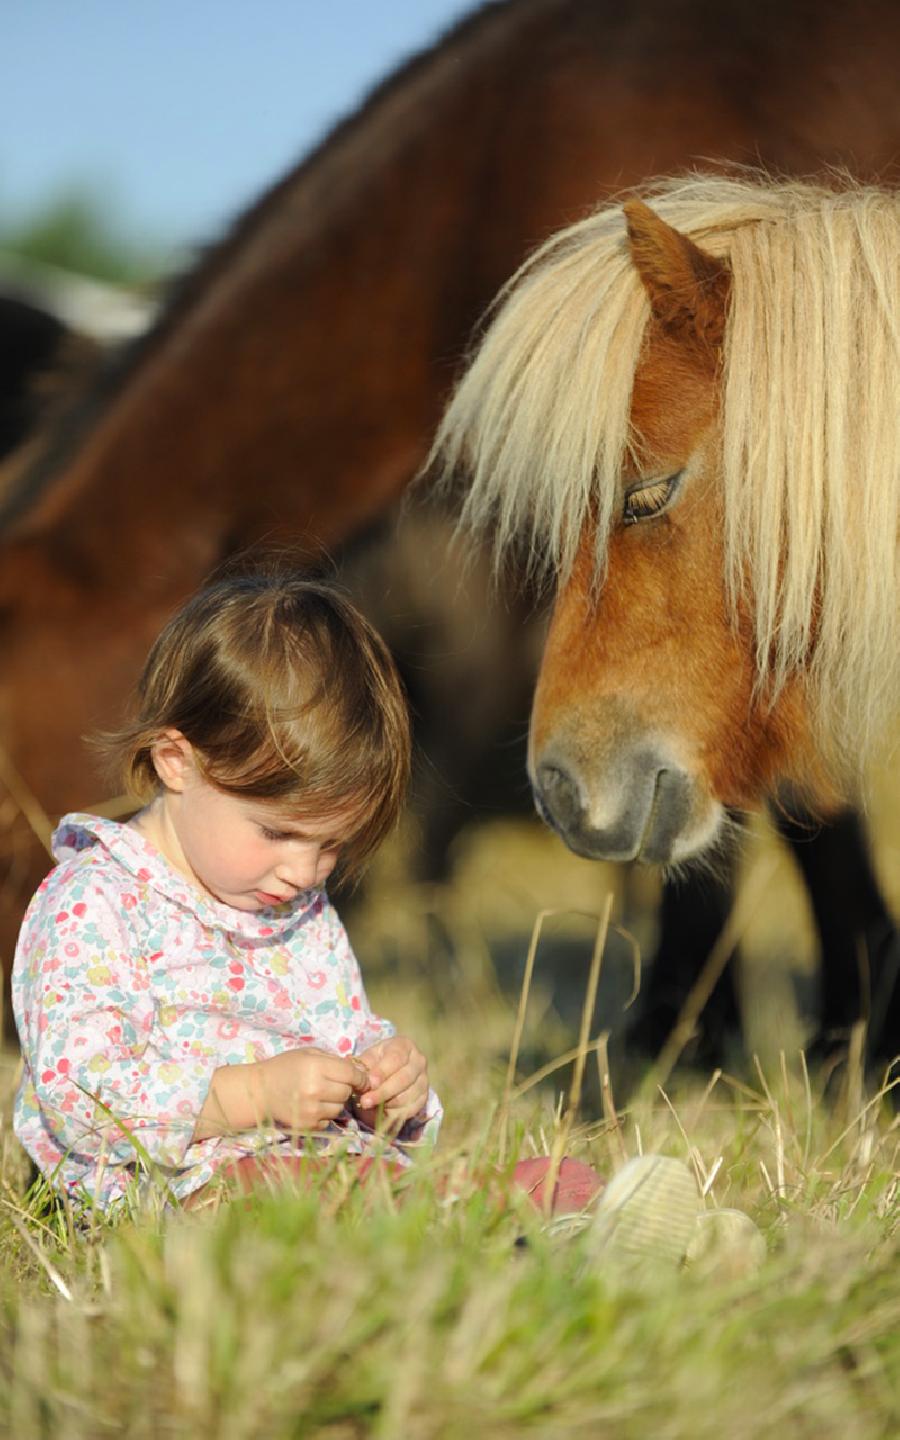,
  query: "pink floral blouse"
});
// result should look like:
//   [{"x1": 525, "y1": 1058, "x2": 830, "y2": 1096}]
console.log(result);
[{"x1": 13, "y1": 814, "x2": 441, "y2": 1210}]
